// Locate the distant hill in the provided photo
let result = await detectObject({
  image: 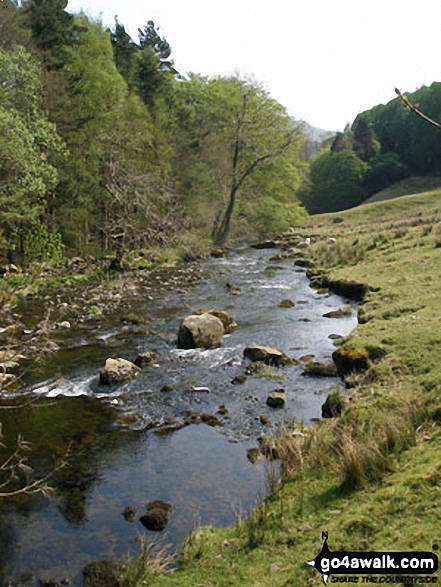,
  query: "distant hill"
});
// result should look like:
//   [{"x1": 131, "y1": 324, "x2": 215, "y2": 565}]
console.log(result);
[
  {"x1": 293, "y1": 119, "x2": 335, "y2": 157},
  {"x1": 300, "y1": 121, "x2": 335, "y2": 143}
]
